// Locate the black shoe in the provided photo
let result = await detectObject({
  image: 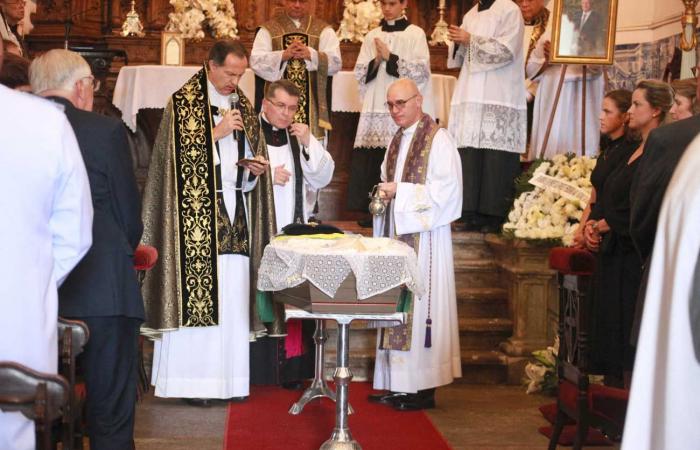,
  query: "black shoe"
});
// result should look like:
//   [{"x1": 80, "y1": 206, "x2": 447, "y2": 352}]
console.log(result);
[
  {"x1": 393, "y1": 396, "x2": 436, "y2": 411},
  {"x1": 227, "y1": 396, "x2": 248, "y2": 403},
  {"x1": 182, "y1": 398, "x2": 215, "y2": 407},
  {"x1": 367, "y1": 392, "x2": 408, "y2": 405},
  {"x1": 281, "y1": 381, "x2": 305, "y2": 391}
]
